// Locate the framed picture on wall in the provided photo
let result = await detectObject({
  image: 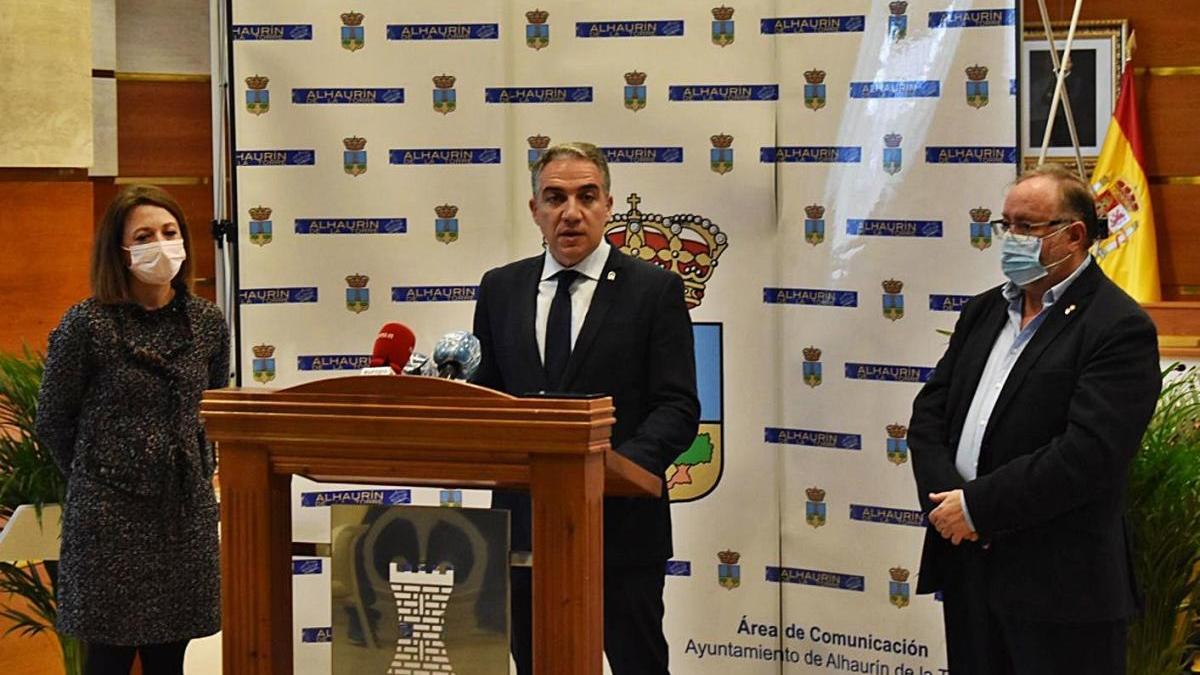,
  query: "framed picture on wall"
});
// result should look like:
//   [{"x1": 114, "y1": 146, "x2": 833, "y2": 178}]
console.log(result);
[{"x1": 1021, "y1": 19, "x2": 1128, "y2": 170}]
